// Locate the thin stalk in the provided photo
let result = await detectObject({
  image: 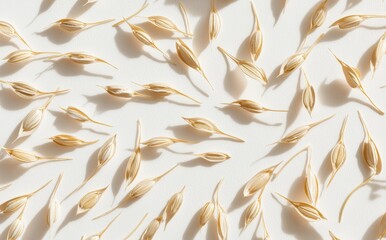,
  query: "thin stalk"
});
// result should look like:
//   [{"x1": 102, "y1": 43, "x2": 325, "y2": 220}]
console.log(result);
[
  {"x1": 88, "y1": 18, "x2": 115, "y2": 27},
  {"x1": 123, "y1": 213, "x2": 148, "y2": 240},
  {"x1": 113, "y1": 2, "x2": 149, "y2": 27},
  {"x1": 303, "y1": 33, "x2": 325, "y2": 58},
  {"x1": 358, "y1": 86, "x2": 384, "y2": 115},
  {"x1": 308, "y1": 114, "x2": 335, "y2": 128},
  {"x1": 217, "y1": 130, "x2": 244, "y2": 142},
  {"x1": 217, "y1": 46, "x2": 240, "y2": 64},
  {"x1": 179, "y1": 2, "x2": 192, "y2": 35},
  {"x1": 273, "y1": 146, "x2": 309, "y2": 180},
  {"x1": 173, "y1": 89, "x2": 201, "y2": 104}
]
